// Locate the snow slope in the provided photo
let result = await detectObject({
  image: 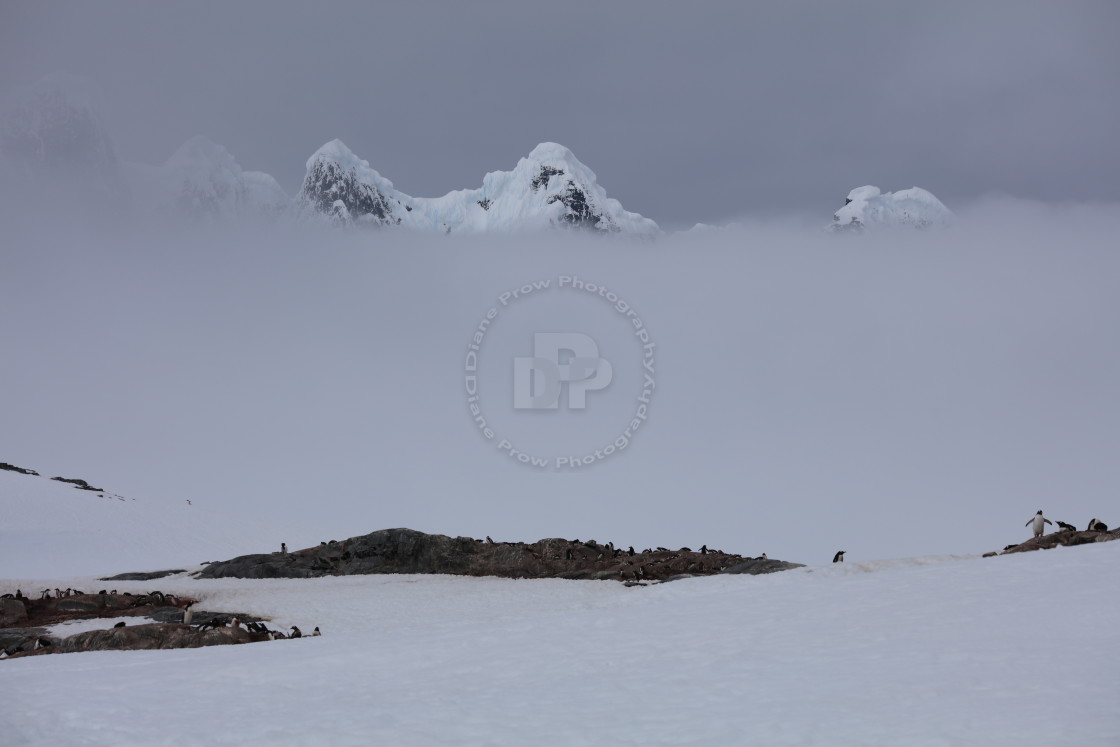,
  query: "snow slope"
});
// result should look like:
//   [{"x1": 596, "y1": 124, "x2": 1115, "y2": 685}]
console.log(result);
[
  {"x1": 0, "y1": 469, "x2": 314, "y2": 578},
  {"x1": 2, "y1": 544, "x2": 1118, "y2": 745},
  {"x1": 297, "y1": 139, "x2": 661, "y2": 235},
  {"x1": 830, "y1": 185, "x2": 954, "y2": 232}
]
